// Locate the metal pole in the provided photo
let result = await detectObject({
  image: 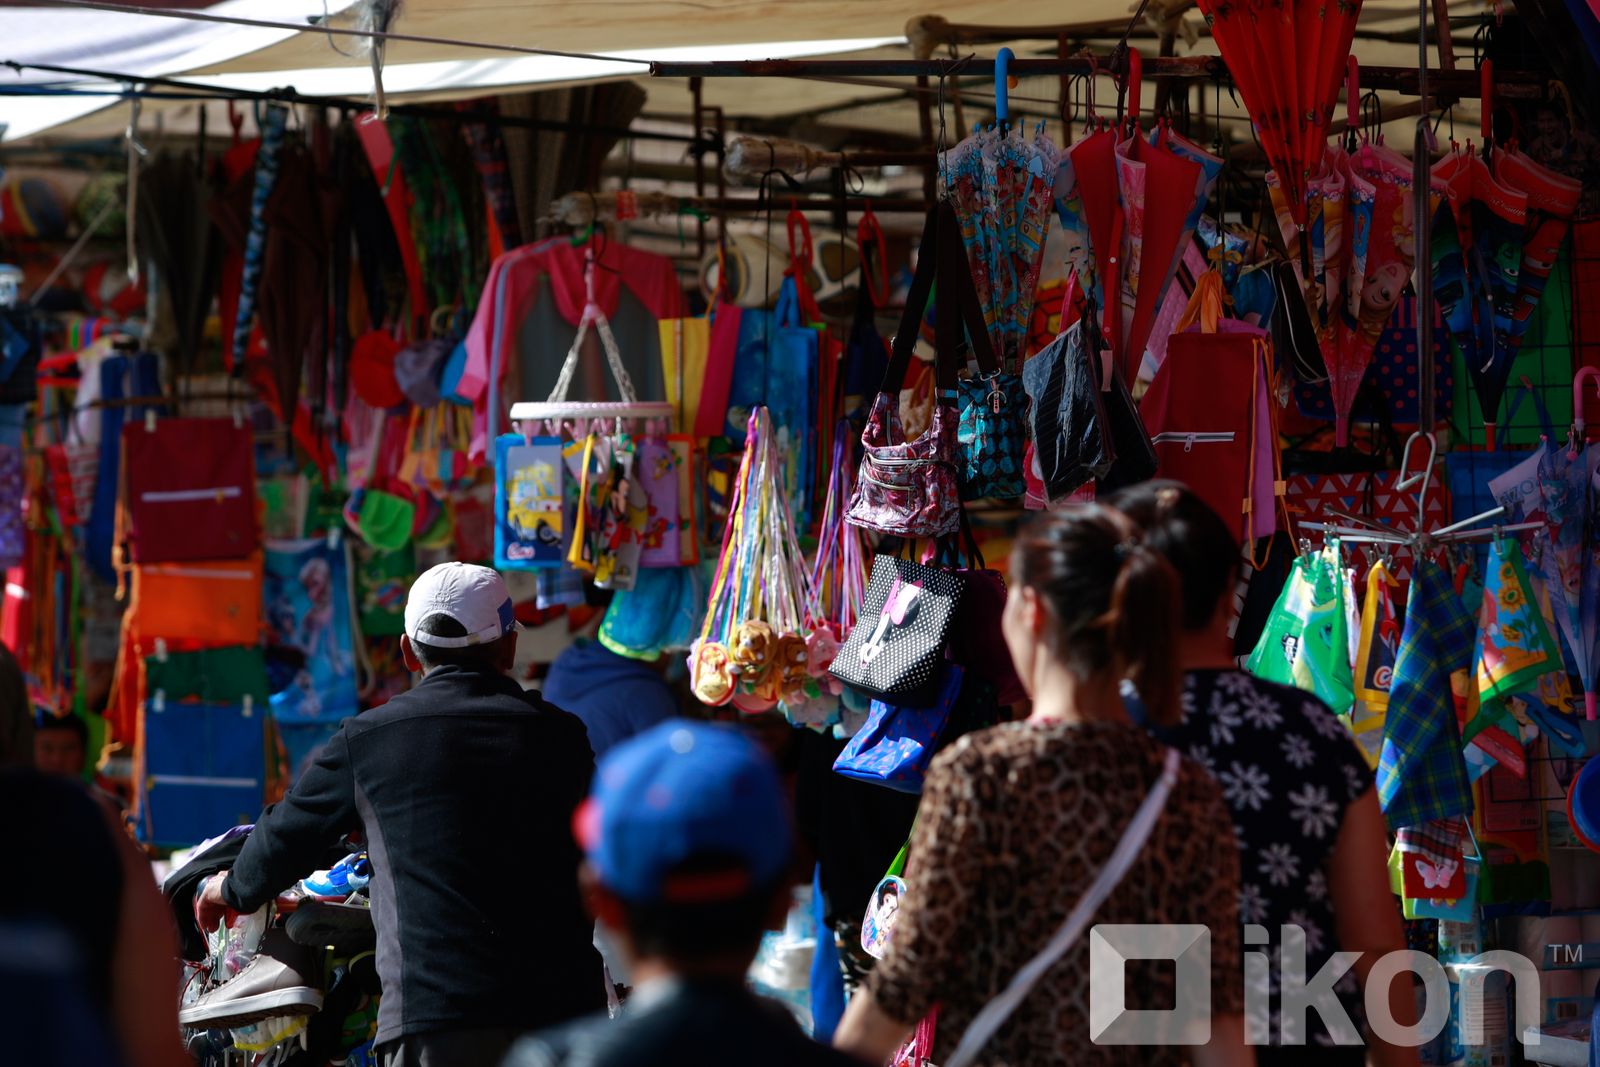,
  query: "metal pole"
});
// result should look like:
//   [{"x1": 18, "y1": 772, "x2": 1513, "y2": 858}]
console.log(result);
[{"x1": 1415, "y1": 0, "x2": 1435, "y2": 434}]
